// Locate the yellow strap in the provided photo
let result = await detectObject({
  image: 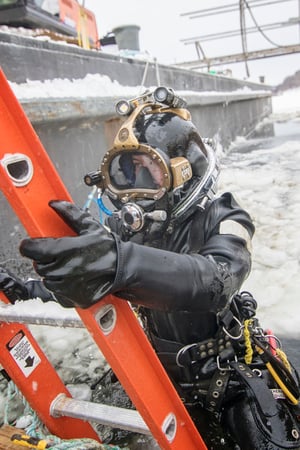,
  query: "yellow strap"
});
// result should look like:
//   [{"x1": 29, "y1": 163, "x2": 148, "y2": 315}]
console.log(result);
[
  {"x1": 256, "y1": 346, "x2": 298, "y2": 405},
  {"x1": 266, "y1": 361, "x2": 298, "y2": 405}
]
